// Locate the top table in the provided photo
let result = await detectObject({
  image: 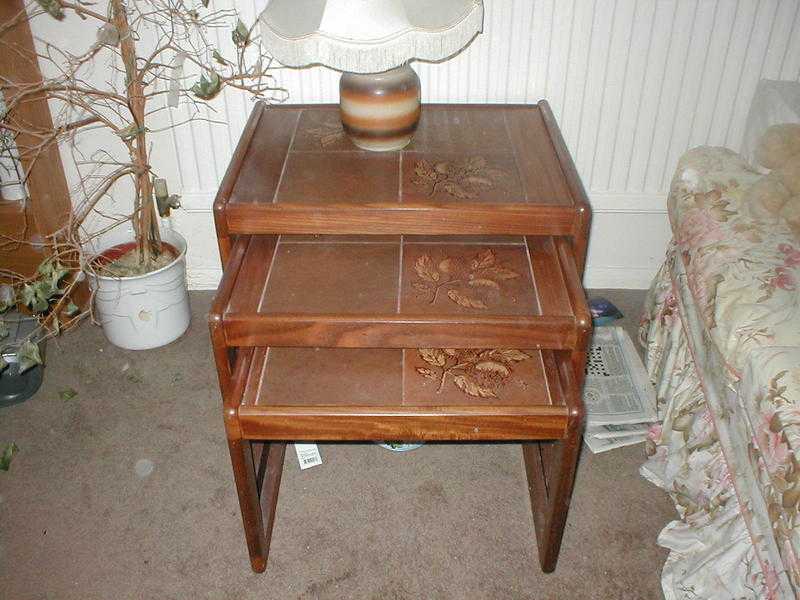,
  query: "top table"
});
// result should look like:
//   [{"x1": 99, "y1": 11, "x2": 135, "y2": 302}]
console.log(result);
[{"x1": 214, "y1": 102, "x2": 590, "y2": 271}]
